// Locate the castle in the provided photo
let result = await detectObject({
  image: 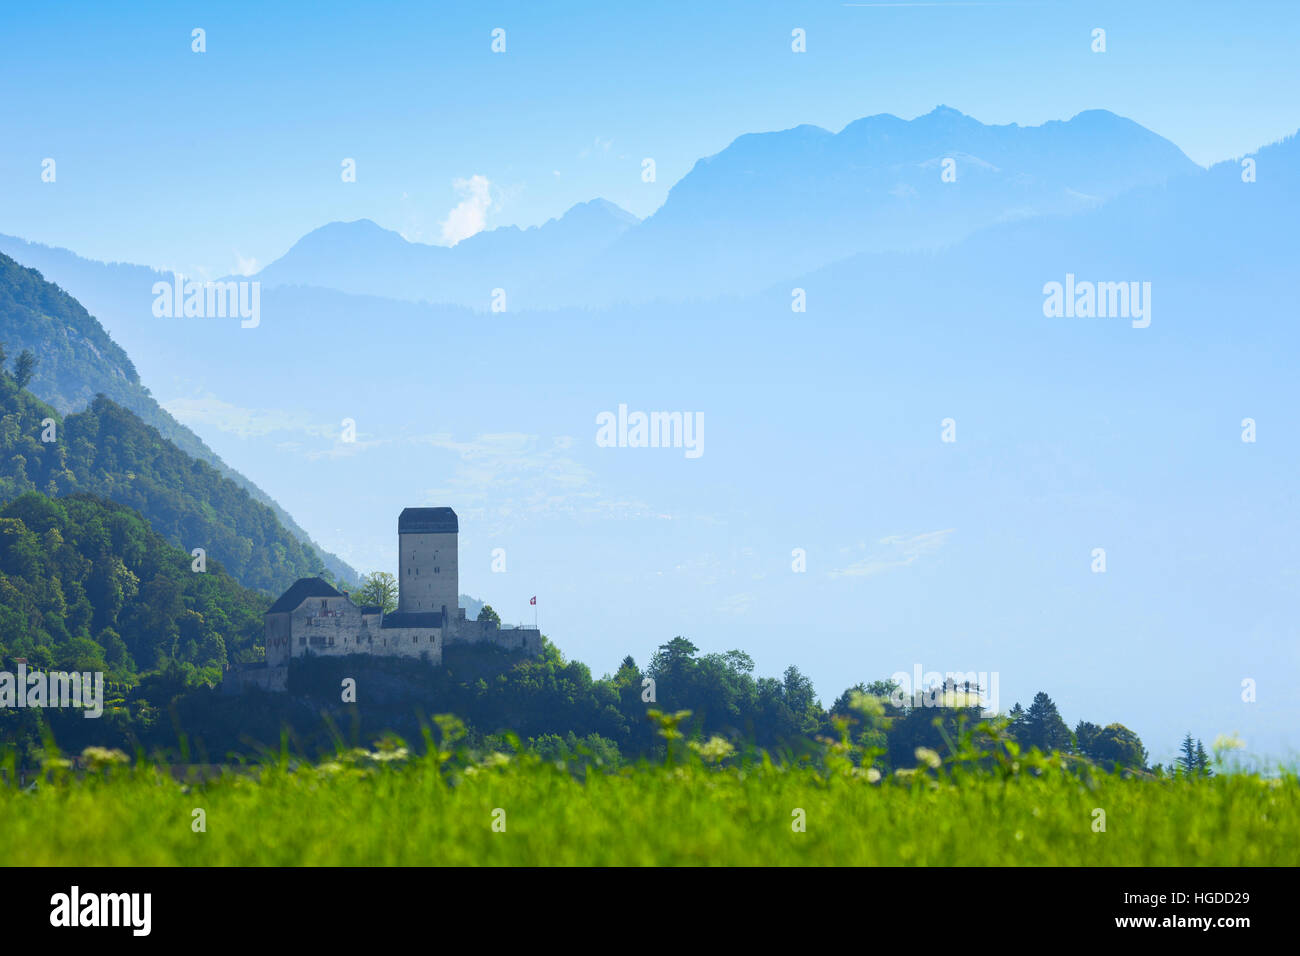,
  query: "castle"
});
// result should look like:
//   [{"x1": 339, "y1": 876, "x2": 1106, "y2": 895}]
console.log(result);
[{"x1": 223, "y1": 507, "x2": 542, "y2": 694}]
